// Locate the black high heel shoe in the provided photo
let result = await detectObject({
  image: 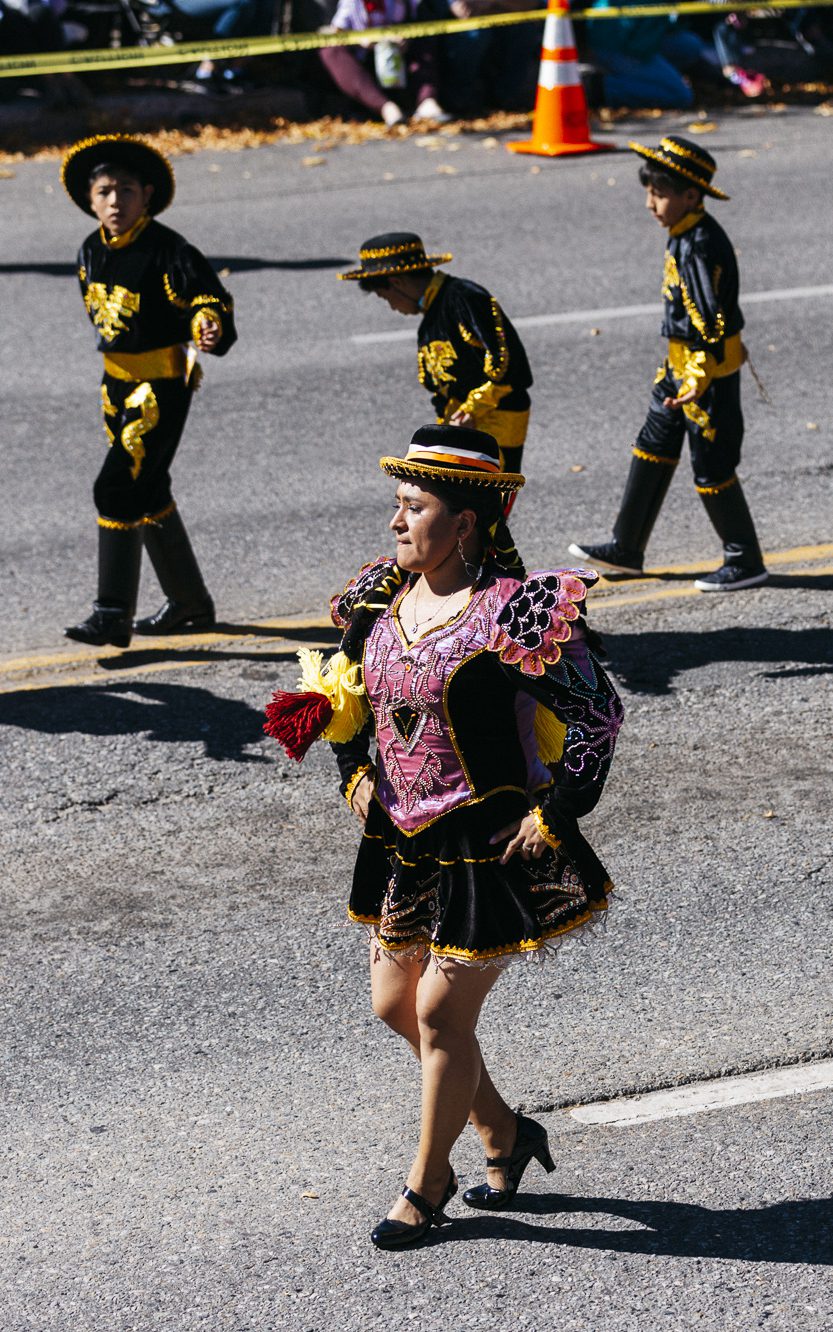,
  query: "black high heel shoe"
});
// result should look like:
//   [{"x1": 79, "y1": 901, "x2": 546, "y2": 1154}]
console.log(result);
[
  {"x1": 371, "y1": 1168, "x2": 458, "y2": 1250},
  {"x1": 462, "y1": 1114, "x2": 555, "y2": 1211}
]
